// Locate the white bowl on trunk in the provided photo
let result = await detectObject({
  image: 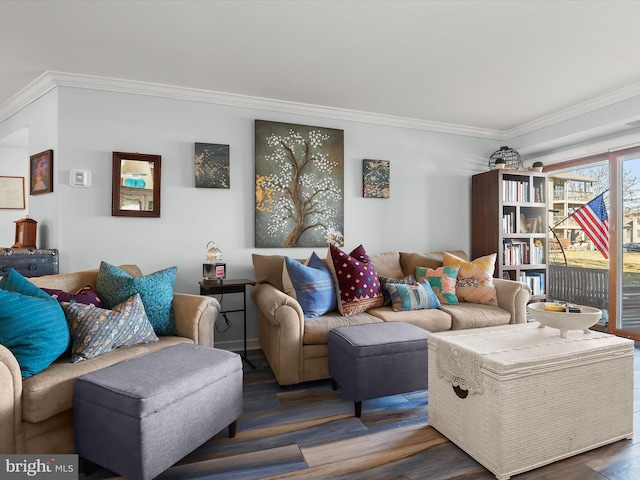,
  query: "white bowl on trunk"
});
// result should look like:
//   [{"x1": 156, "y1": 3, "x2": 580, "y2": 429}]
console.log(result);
[{"x1": 527, "y1": 302, "x2": 602, "y2": 338}]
